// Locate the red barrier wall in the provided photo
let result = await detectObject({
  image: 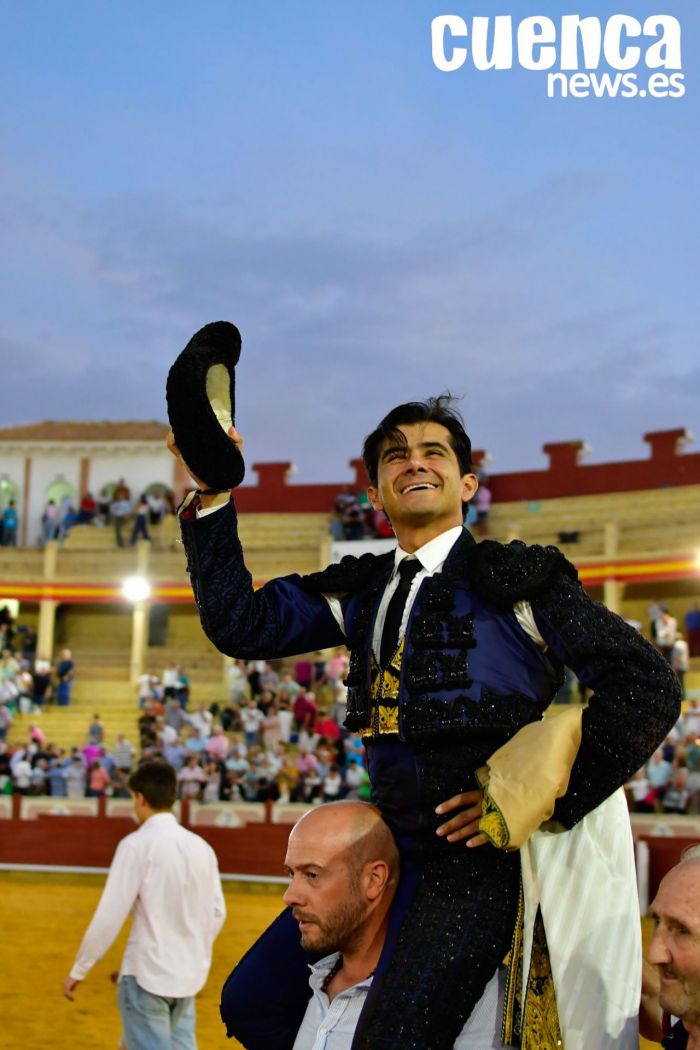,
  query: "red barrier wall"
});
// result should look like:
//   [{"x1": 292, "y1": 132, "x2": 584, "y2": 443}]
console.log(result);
[
  {"x1": 223, "y1": 429, "x2": 699, "y2": 512},
  {"x1": 0, "y1": 809, "x2": 692, "y2": 894},
  {"x1": 0, "y1": 801, "x2": 290, "y2": 877}
]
